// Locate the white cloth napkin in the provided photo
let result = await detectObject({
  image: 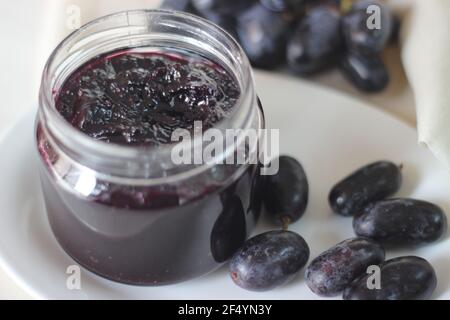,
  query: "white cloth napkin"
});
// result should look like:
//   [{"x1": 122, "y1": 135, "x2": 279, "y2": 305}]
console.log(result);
[{"x1": 401, "y1": 0, "x2": 450, "y2": 168}]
